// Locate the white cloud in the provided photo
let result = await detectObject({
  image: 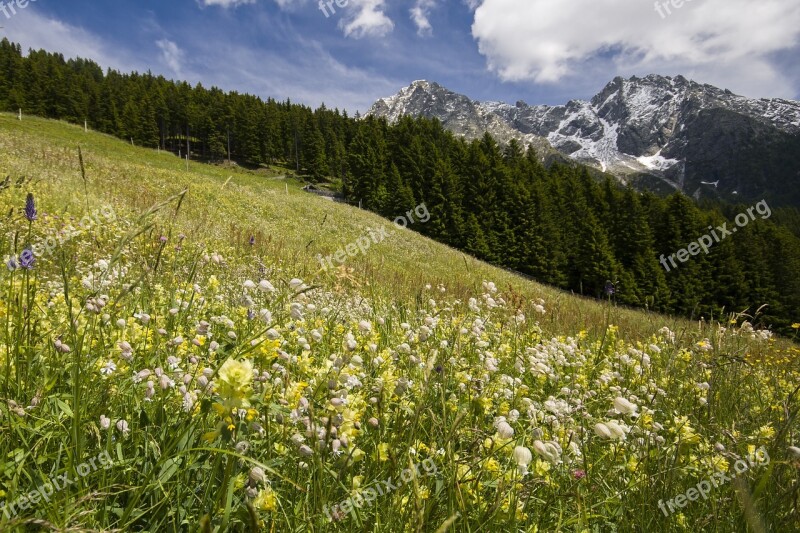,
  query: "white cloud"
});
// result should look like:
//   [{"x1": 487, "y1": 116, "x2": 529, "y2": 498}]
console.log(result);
[
  {"x1": 182, "y1": 36, "x2": 401, "y2": 112},
  {"x1": 1, "y1": 8, "x2": 140, "y2": 73},
  {"x1": 156, "y1": 39, "x2": 185, "y2": 77},
  {"x1": 198, "y1": 0, "x2": 256, "y2": 7},
  {"x1": 339, "y1": 0, "x2": 394, "y2": 38},
  {"x1": 410, "y1": 0, "x2": 436, "y2": 36},
  {"x1": 470, "y1": 0, "x2": 800, "y2": 98}
]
